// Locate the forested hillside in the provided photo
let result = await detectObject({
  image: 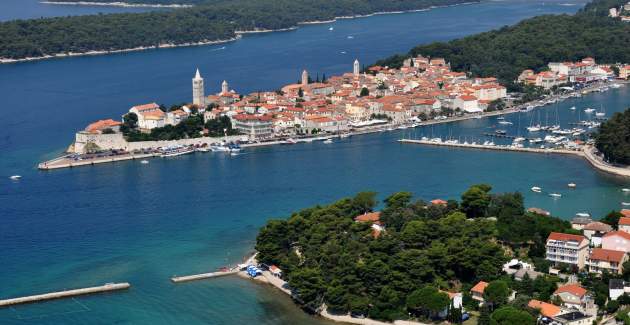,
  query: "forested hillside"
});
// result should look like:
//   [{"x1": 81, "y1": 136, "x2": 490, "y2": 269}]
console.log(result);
[
  {"x1": 375, "y1": 0, "x2": 630, "y2": 86},
  {"x1": 255, "y1": 185, "x2": 576, "y2": 321},
  {"x1": 0, "y1": 0, "x2": 474, "y2": 60}
]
